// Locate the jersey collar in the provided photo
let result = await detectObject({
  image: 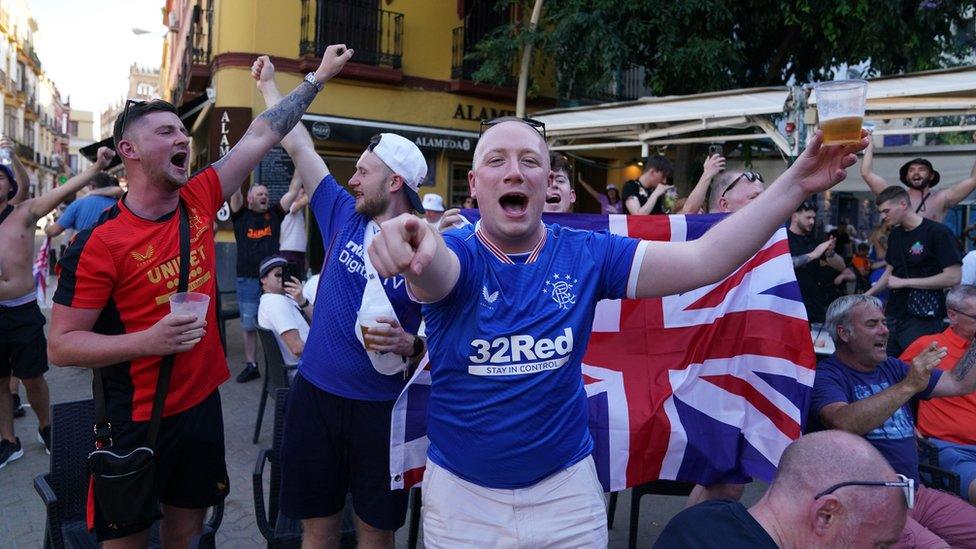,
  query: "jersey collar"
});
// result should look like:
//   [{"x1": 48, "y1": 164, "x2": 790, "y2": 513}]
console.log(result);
[{"x1": 474, "y1": 220, "x2": 547, "y2": 265}]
